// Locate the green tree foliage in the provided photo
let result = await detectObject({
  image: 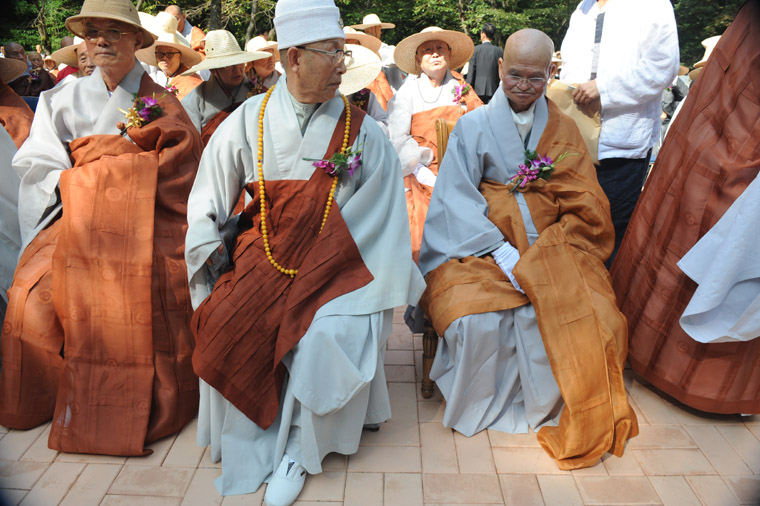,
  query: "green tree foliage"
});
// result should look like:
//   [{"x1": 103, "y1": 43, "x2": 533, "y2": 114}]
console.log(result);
[{"x1": 673, "y1": 0, "x2": 743, "y2": 66}]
